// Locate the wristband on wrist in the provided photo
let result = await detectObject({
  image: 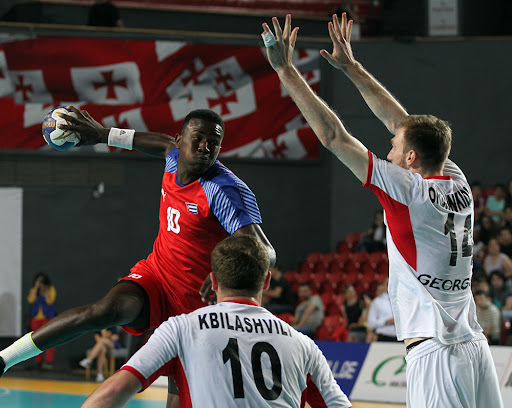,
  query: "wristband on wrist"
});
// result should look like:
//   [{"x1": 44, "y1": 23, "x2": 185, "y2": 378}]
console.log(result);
[{"x1": 108, "y1": 128, "x2": 135, "y2": 150}]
